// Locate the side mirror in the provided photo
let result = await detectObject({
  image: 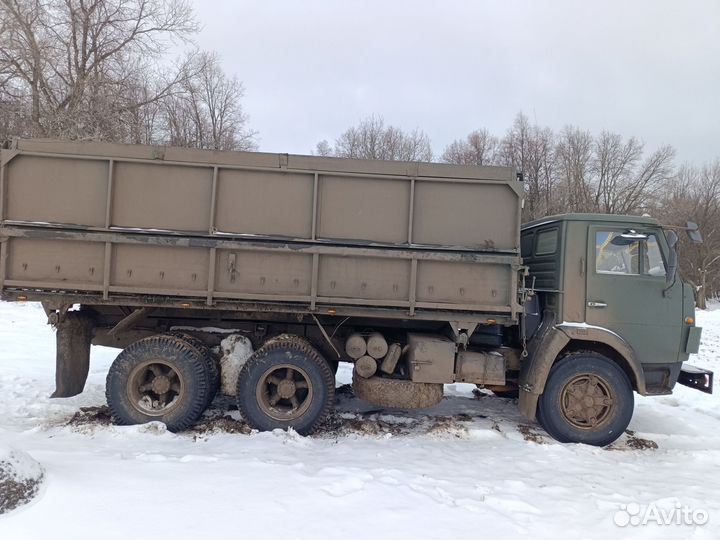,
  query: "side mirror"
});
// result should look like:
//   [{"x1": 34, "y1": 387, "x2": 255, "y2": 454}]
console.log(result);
[{"x1": 686, "y1": 221, "x2": 703, "y2": 244}]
